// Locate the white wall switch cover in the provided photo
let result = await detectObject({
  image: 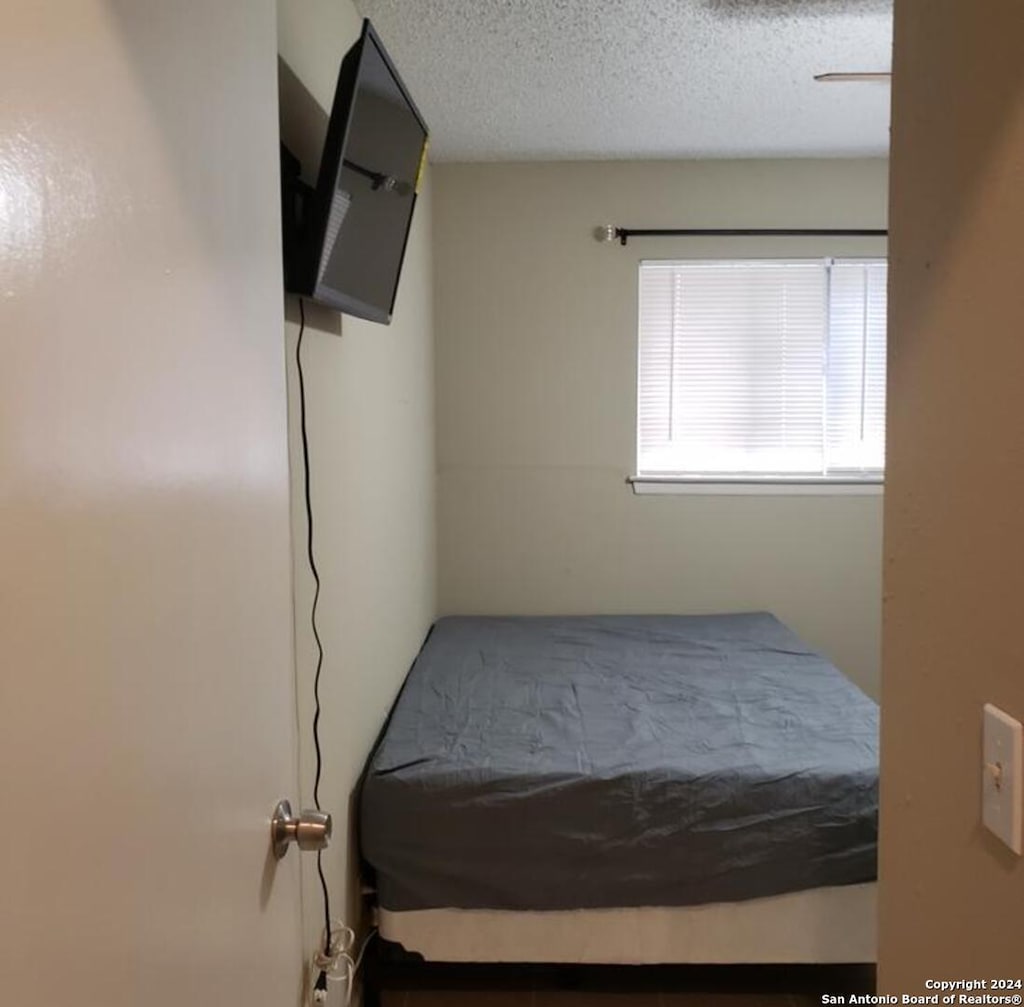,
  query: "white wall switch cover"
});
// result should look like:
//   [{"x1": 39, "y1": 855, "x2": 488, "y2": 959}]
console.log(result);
[{"x1": 982, "y1": 703, "x2": 1023, "y2": 854}]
